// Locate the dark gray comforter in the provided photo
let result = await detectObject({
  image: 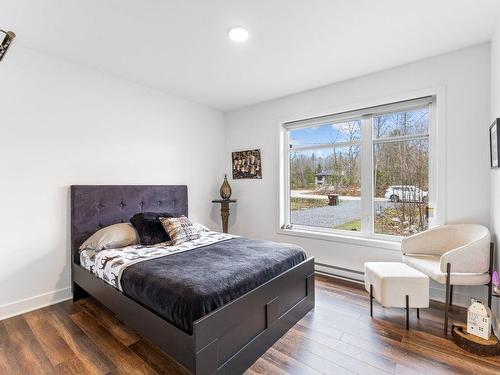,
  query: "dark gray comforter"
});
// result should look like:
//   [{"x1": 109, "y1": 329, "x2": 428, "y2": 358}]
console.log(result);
[{"x1": 120, "y1": 237, "x2": 307, "y2": 334}]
